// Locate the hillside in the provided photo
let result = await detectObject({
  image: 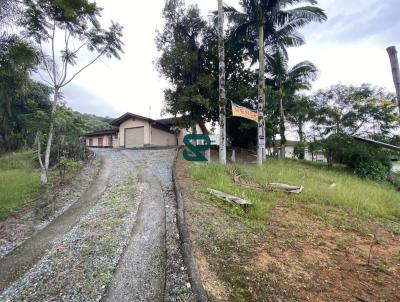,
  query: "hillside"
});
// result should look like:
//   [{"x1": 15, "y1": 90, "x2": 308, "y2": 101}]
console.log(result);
[{"x1": 177, "y1": 152, "x2": 400, "y2": 301}]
